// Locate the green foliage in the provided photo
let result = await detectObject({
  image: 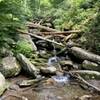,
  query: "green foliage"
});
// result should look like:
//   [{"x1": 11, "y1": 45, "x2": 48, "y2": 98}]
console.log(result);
[
  {"x1": 0, "y1": 0, "x2": 29, "y2": 47},
  {"x1": 0, "y1": 0, "x2": 100, "y2": 55},
  {"x1": 15, "y1": 40, "x2": 33, "y2": 57}
]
